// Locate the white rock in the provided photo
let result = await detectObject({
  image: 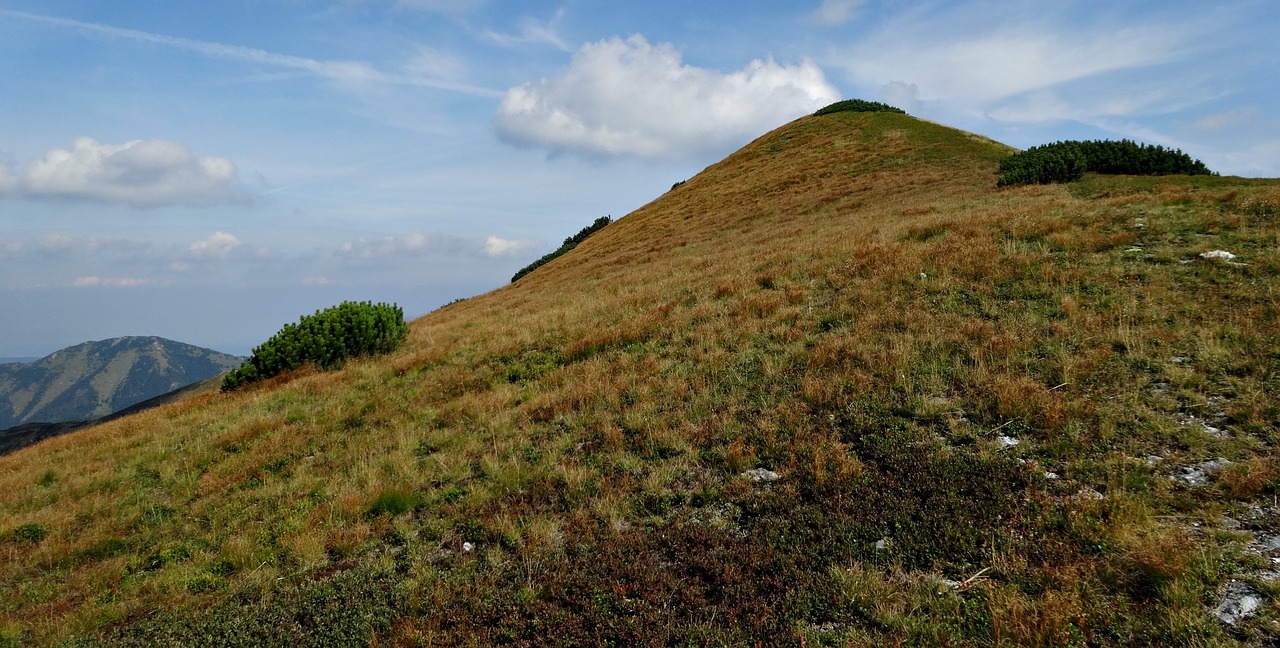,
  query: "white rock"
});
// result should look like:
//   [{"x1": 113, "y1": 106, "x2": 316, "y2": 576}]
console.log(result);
[
  {"x1": 997, "y1": 435, "x2": 1020, "y2": 449},
  {"x1": 742, "y1": 468, "x2": 781, "y2": 484},
  {"x1": 462, "y1": 542, "x2": 474, "y2": 553},
  {"x1": 1200, "y1": 250, "x2": 1237, "y2": 261}
]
